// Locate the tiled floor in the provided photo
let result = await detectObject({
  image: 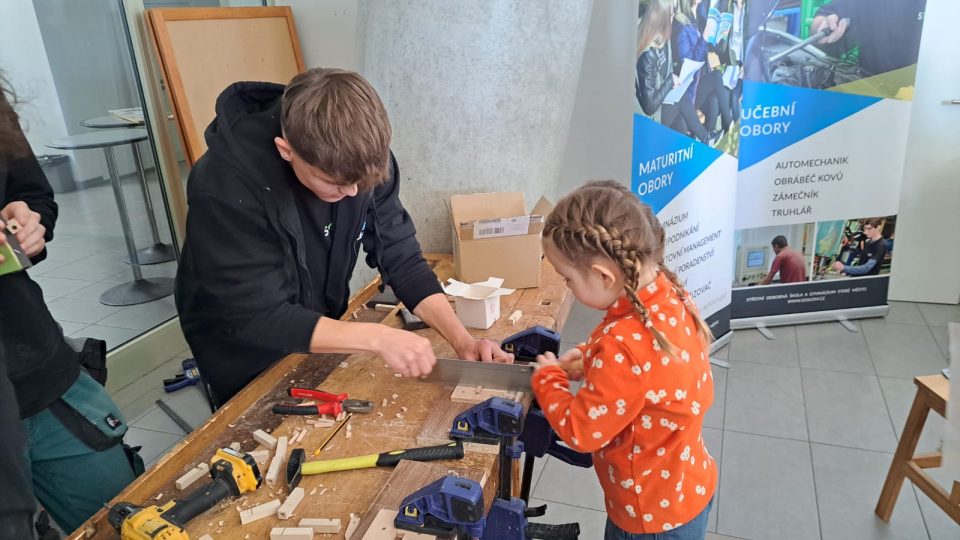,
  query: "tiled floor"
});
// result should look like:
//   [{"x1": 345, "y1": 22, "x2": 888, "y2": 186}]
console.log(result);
[
  {"x1": 29, "y1": 171, "x2": 178, "y2": 350},
  {"x1": 115, "y1": 300, "x2": 960, "y2": 540}
]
